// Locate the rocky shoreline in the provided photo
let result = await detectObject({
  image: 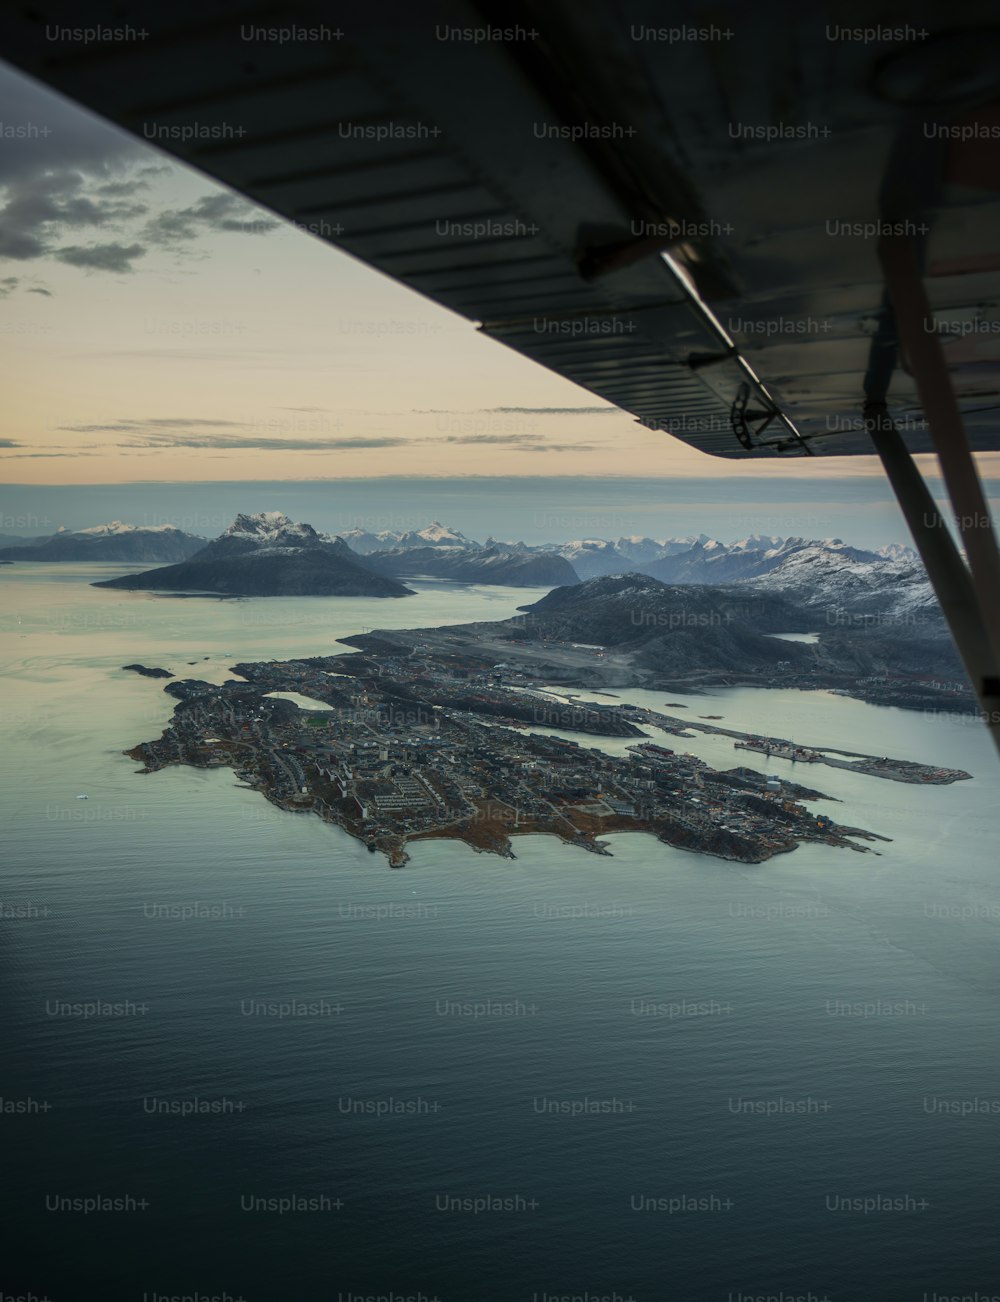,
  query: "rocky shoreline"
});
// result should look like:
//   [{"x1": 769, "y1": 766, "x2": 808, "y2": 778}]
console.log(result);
[{"x1": 118, "y1": 621, "x2": 906, "y2": 867}]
